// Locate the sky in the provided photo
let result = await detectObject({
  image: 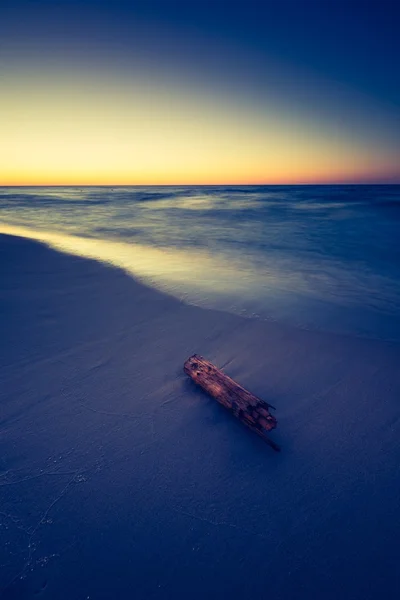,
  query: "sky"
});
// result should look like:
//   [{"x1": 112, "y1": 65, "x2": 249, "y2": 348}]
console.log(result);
[{"x1": 0, "y1": 0, "x2": 399, "y2": 185}]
